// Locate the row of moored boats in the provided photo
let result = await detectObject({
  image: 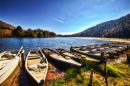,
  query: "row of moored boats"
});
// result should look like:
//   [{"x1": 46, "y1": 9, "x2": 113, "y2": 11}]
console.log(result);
[{"x1": 0, "y1": 42, "x2": 129, "y2": 85}]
